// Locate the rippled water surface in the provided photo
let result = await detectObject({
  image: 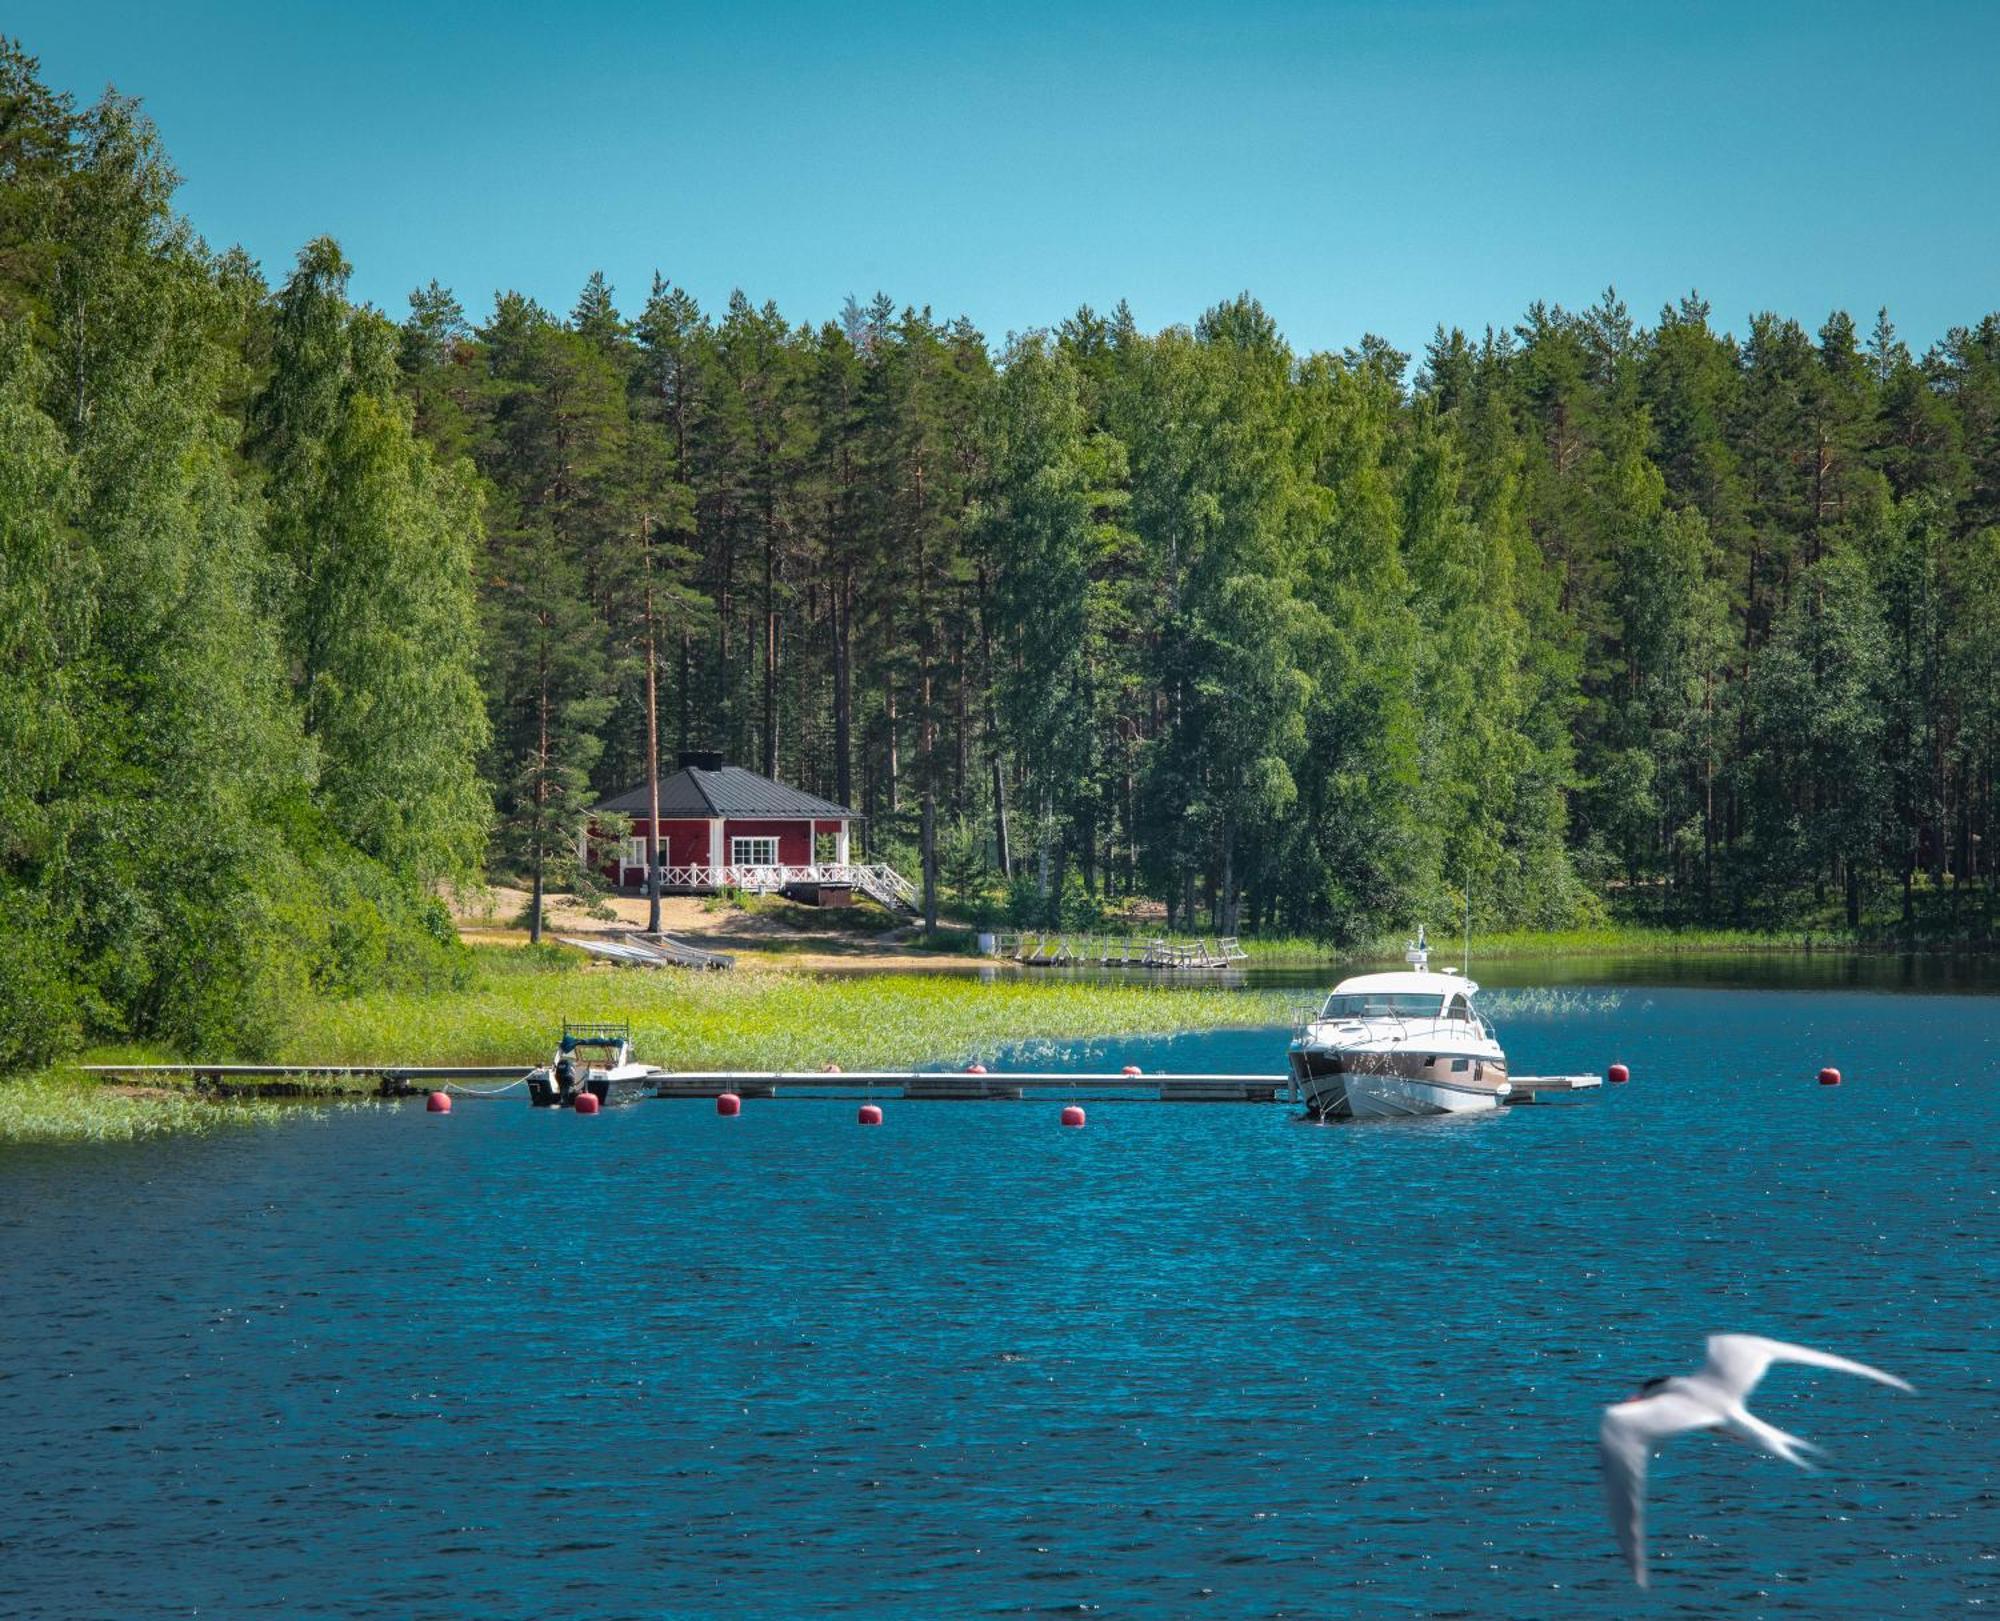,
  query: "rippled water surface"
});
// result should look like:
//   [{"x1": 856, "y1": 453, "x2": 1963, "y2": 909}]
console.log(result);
[{"x1": 4, "y1": 985, "x2": 1995, "y2": 1617}]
